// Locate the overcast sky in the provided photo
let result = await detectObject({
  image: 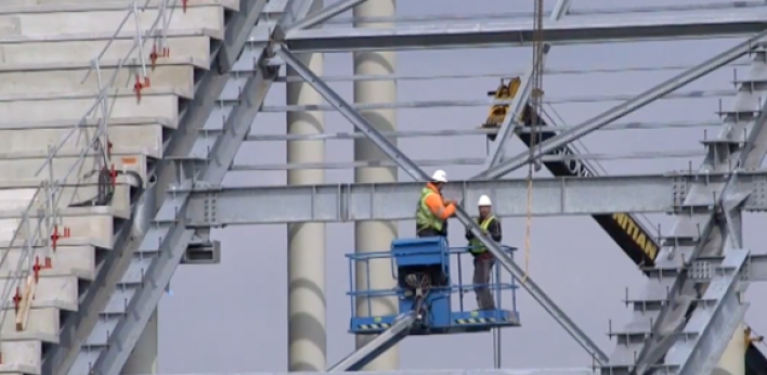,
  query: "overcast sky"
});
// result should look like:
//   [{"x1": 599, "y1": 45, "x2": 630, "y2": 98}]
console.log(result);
[{"x1": 156, "y1": 0, "x2": 767, "y2": 373}]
